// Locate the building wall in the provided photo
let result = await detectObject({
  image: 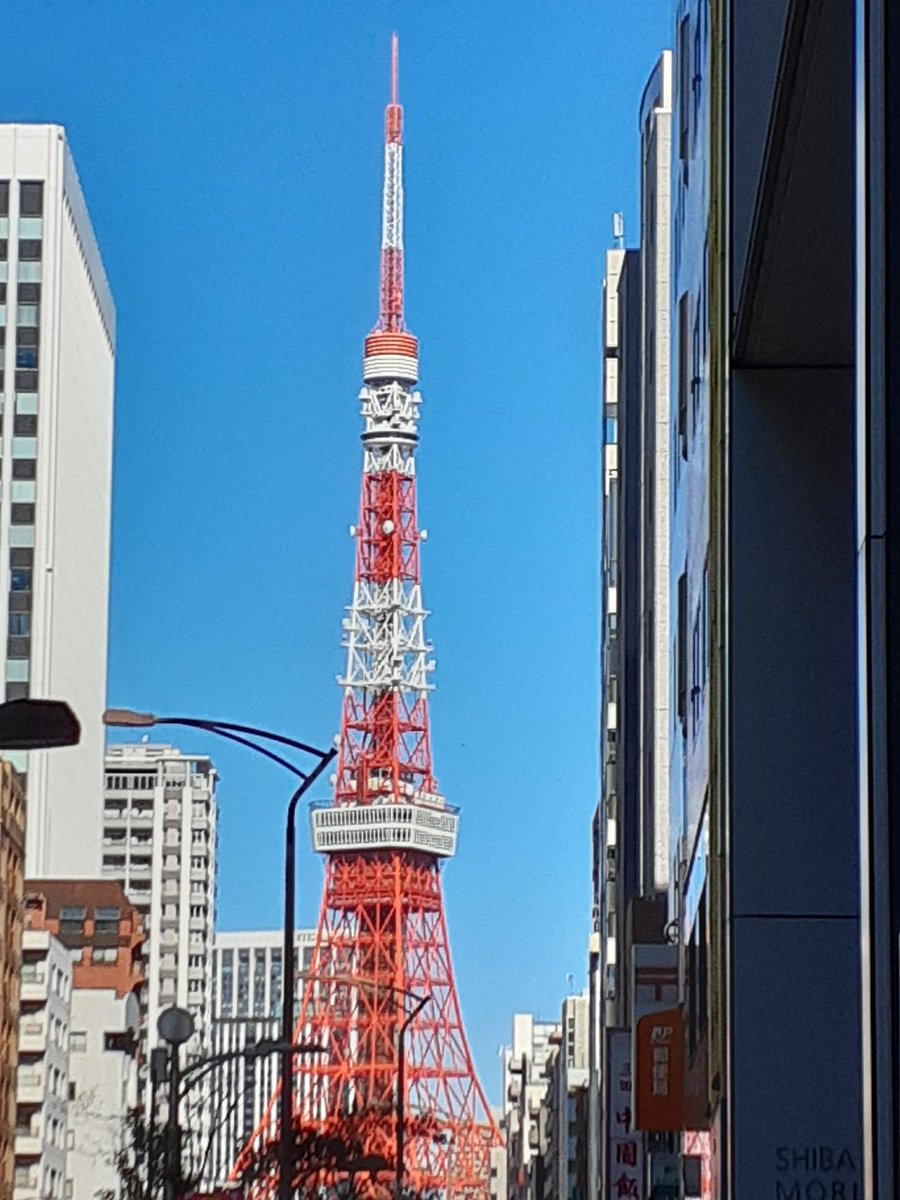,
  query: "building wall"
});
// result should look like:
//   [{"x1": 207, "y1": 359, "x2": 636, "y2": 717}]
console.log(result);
[
  {"x1": 499, "y1": 1014, "x2": 560, "y2": 1200},
  {"x1": 67, "y1": 988, "x2": 141, "y2": 1200},
  {"x1": 21, "y1": 879, "x2": 145, "y2": 1200},
  {"x1": 0, "y1": 764, "x2": 24, "y2": 1200},
  {"x1": 669, "y1": 0, "x2": 715, "y2": 1157},
  {"x1": 103, "y1": 743, "x2": 218, "y2": 1068},
  {"x1": 597, "y1": 57, "x2": 676, "y2": 1173},
  {"x1": 858, "y1": 3, "x2": 900, "y2": 1190},
  {"x1": 0, "y1": 127, "x2": 115, "y2": 878},
  {"x1": 637, "y1": 55, "x2": 673, "y2": 898},
  {"x1": 14, "y1": 930, "x2": 70, "y2": 1200},
  {"x1": 206, "y1": 929, "x2": 315, "y2": 1186},
  {"x1": 543, "y1": 996, "x2": 588, "y2": 1200}
]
